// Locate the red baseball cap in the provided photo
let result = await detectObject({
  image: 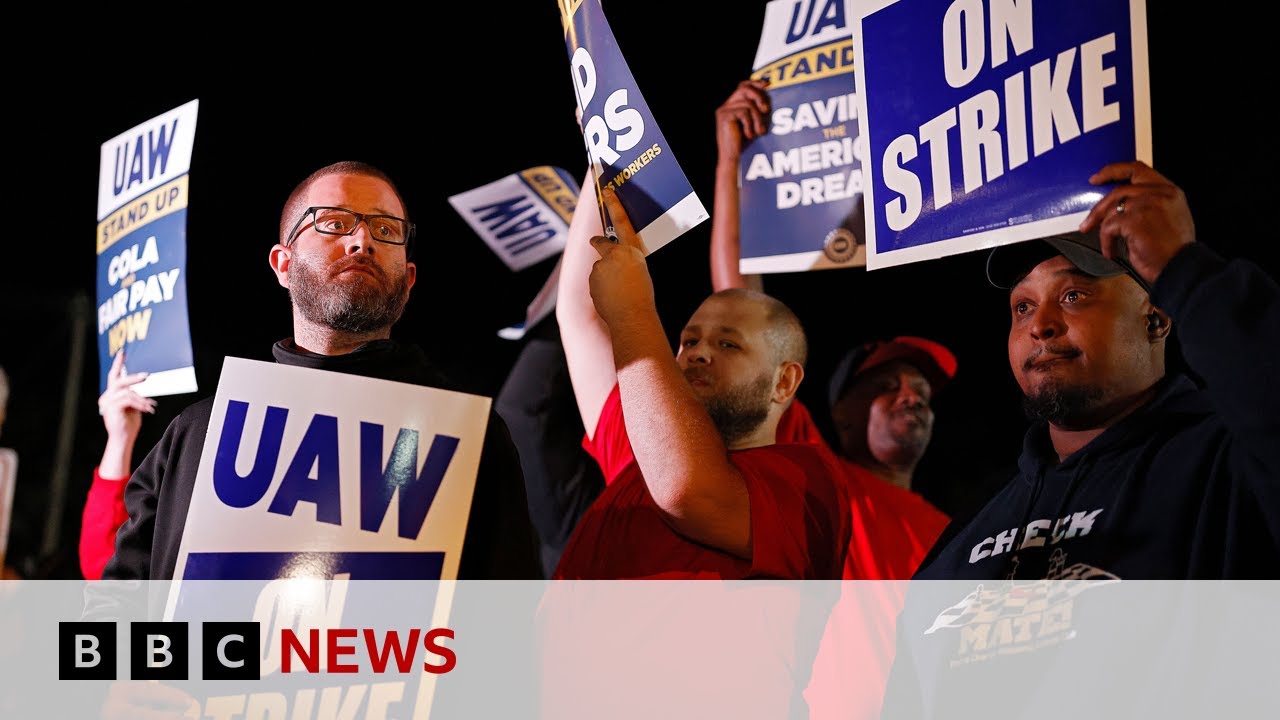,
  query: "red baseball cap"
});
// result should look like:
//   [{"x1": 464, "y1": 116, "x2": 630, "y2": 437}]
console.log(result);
[{"x1": 827, "y1": 336, "x2": 958, "y2": 408}]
